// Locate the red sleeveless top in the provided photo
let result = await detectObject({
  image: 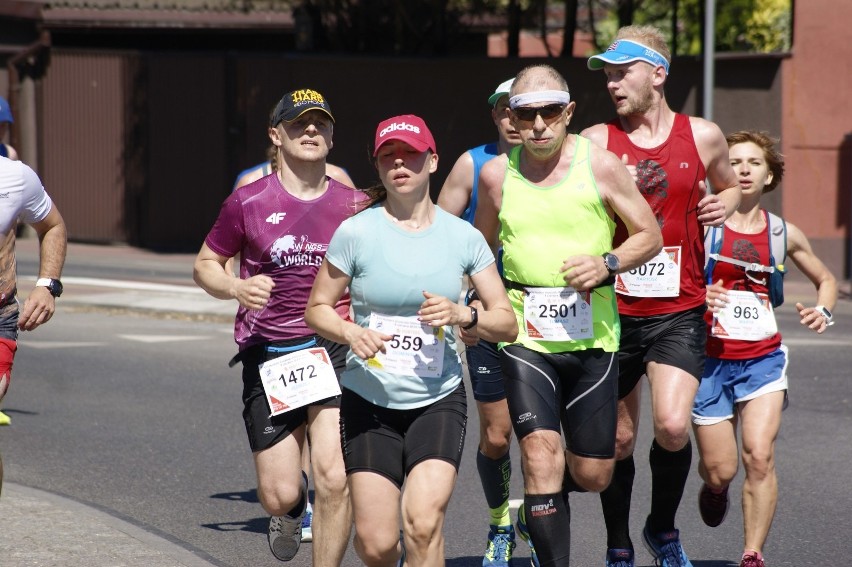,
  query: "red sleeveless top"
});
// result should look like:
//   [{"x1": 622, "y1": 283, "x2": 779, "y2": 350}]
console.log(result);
[
  {"x1": 705, "y1": 223, "x2": 781, "y2": 360},
  {"x1": 608, "y1": 113, "x2": 707, "y2": 316}
]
